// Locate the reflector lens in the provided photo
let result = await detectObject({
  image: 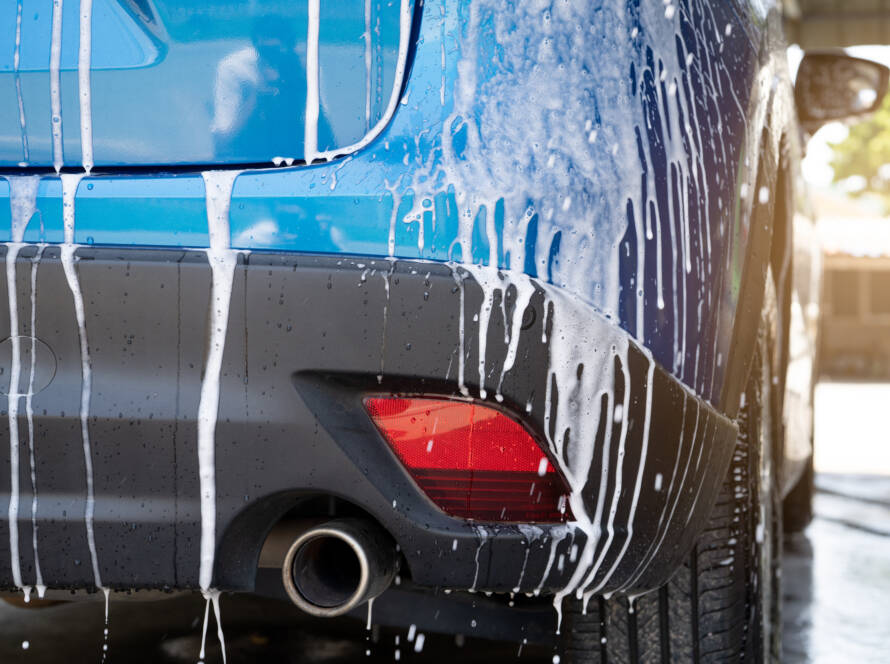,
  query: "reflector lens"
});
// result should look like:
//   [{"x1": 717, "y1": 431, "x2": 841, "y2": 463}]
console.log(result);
[{"x1": 364, "y1": 397, "x2": 570, "y2": 522}]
